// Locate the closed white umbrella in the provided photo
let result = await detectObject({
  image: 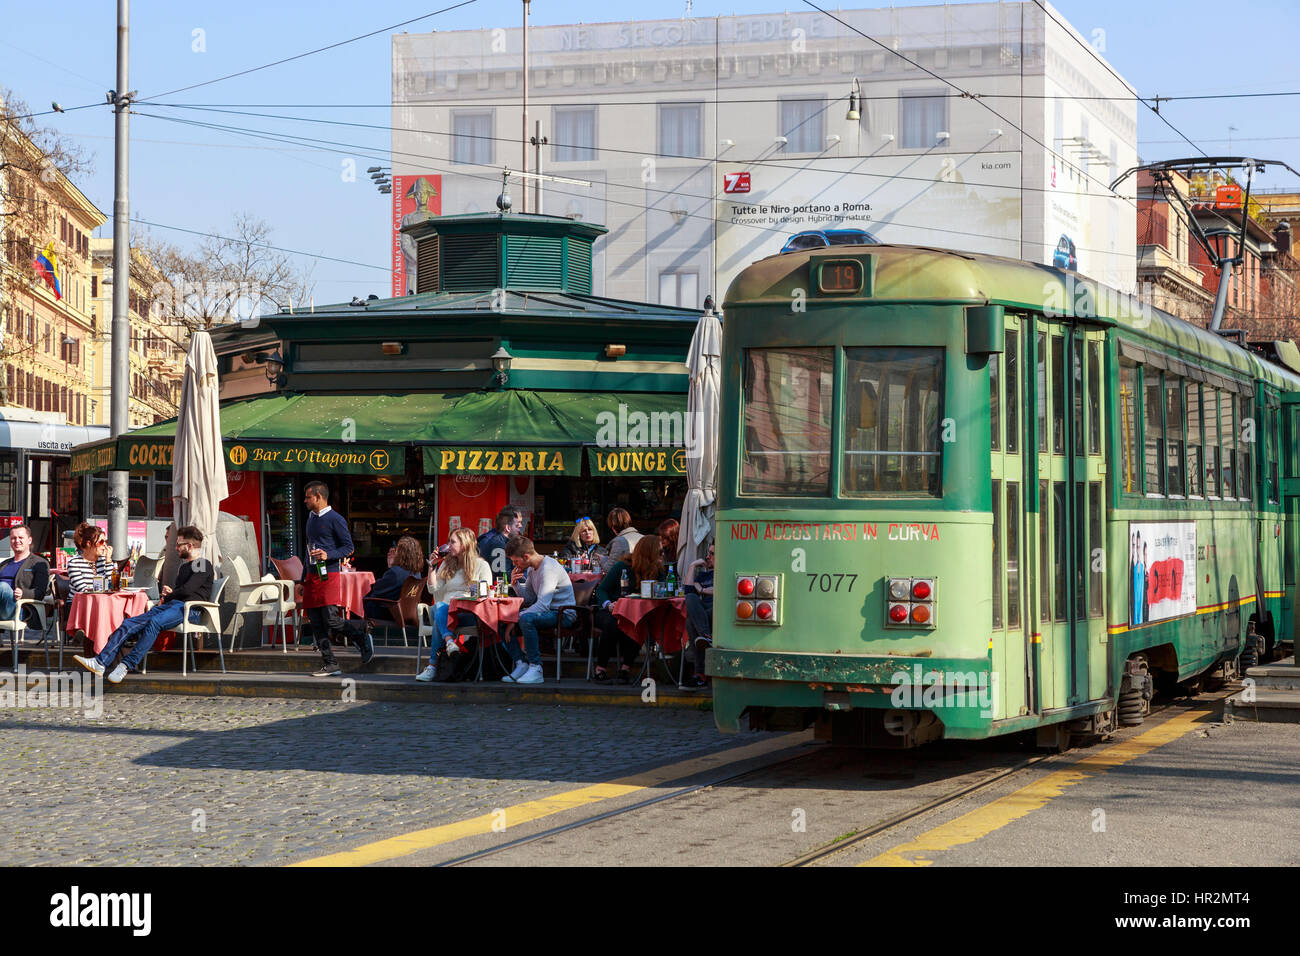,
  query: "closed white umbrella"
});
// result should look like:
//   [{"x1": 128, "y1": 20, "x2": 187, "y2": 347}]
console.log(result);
[
  {"x1": 677, "y1": 304, "x2": 722, "y2": 579},
  {"x1": 171, "y1": 330, "x2": 228, "y2": 566}
]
